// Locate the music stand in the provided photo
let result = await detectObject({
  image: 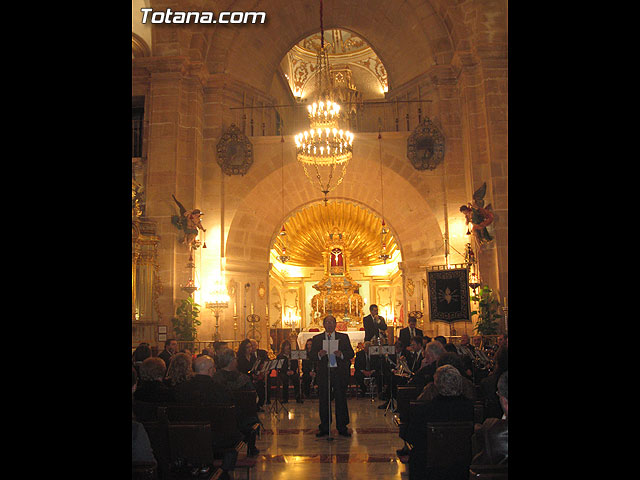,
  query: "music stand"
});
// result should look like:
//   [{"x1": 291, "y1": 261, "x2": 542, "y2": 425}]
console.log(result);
[
  {"x1": 267, "y1": 358, "x2": 288, "y2": 417},
  {"x1": 381, "y1": 345, "x2": 397, "y2": 415},
  {"x1": 290, "y1": 350, "x2": 306, "y2": 404},
  {"x1": 369, "y1": 345, "x2": 383, "y2": 402}
]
